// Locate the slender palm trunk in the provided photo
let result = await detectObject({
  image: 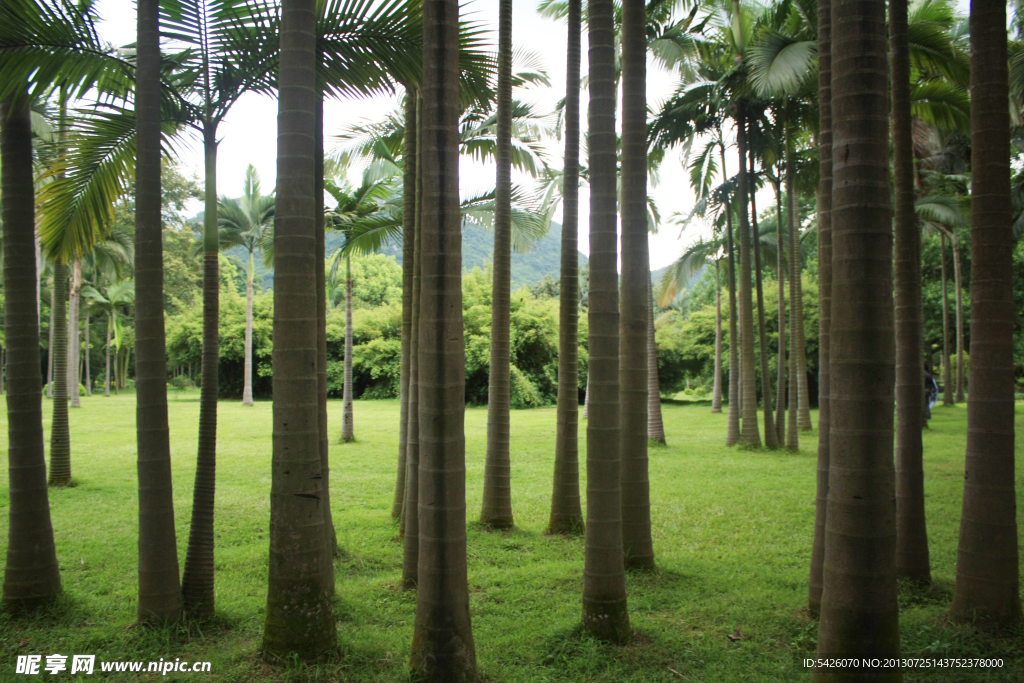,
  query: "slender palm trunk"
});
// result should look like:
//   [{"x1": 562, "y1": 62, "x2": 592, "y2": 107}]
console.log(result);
[
  {"x1": 182, "y1": 126, "x2": 221, "y2": 619},
  {"x1": 647, "y1": 280, "x2": 666, "y2": 444},
  {"x1": 583, "y1": 372, "x2": 589, "y2": 418},
  {"x1": 812, "y1": 0, "x2": 899, "y2": 673},
  {"x1": 736, "y1": 106, "x2": 760, "y2": 447},
  {"x1": 262, "y1": 0, "x2": 336, "y2": 657},
  {"x1": 785, "y1": 127, "x2": 800, "y2": 452},
  {"x1": 48, "y1": 260, "x2": 71, "y2": 485},
  {"x1": 776, "y1": 181, "x2": 787, "y2": 445},
  {"x1": 84, "y1": 315, "x2": 91, "y2": 395},
  {"x1": 549, "y1": 0, "x2": 584, "y2": 535},
  {"x1": 750, "y1": 149, "x2": 776, "y2": 448},
  {"x1": 242, "y1": 252, "x2": 254, "y2": 406},
  {"x1": 1, "y1": 95, "x2": 62, "y2": 612},
  {"x1": 581, "y1": 0, "x2": 630, "y2": 643},
  {"x1": 808, "y1": 0, "x2": 832, "y2": 617},
  {"x1": 135, "y1": 0, "x2": 181, "y2": 624},
  {"x1": 342, "y1": 256, "x2": 354, "y2": 442},
  {"x1": 940, "y1": 234, "x2": 953, "y2": 405},
  {"x1": 950, "y1": 0, "x2": 1021, "y2": 628},
  {"x1": 481, "y1": 0, "x2": 515, "y2": 528},
  {"x1": 711, "y1": 261, "x2": 723, "y2": 413},
  {"x1": 67, "y1": 259, "x2": 81, "y2": 407},
  {"x1": 46, "y1": 281, "x2": 54, "y2": 398},
  {"x1": 393, "y1": 90, "x2": 417, "y2": 522},
  {"x1": 408, "y1": 2, "x2": 477, "y2": 677},
  {"x1": 892, "y1": 0, "x2": 930, "y2": 584},
  {"x1": 104, "y1": 320, "x2": 112, "y2": 397},
  {"x1": 952, "y1": 238, "x2": 965, "y2": 401},
  {"x1": 722, "y1": 143, "x2": 740, "y2": 447}
]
